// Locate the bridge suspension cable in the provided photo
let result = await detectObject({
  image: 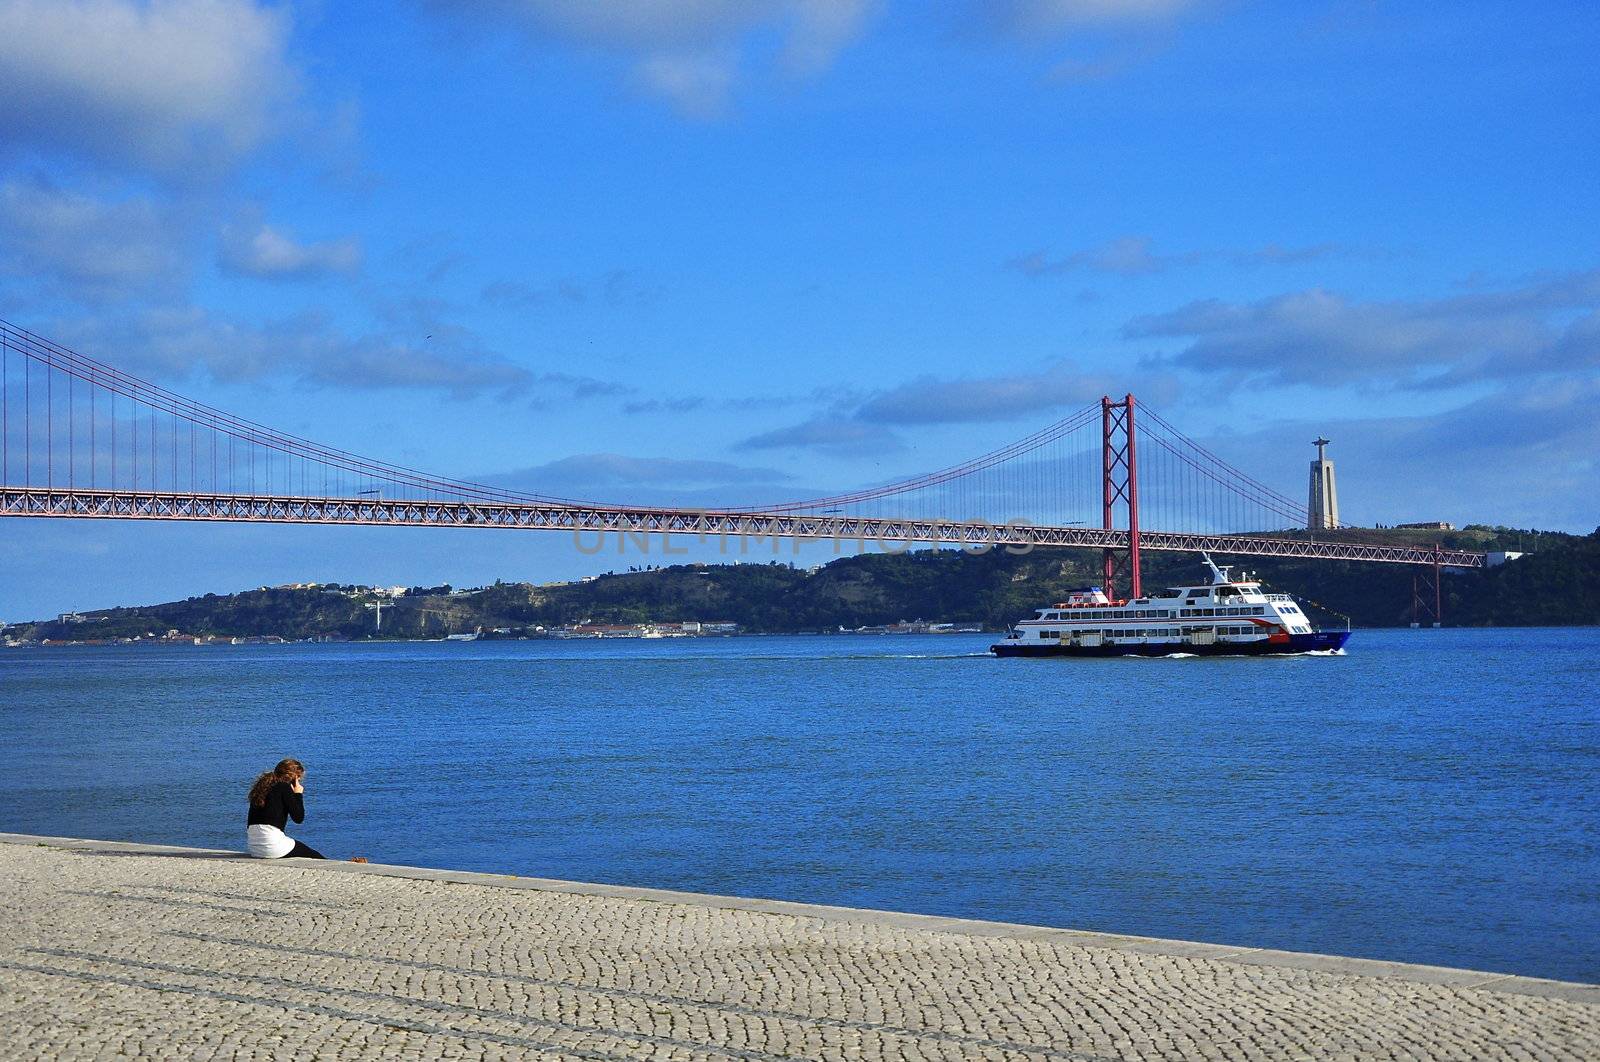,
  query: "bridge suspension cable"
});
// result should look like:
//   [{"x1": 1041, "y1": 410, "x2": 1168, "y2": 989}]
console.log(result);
[{"x1": 0, "y1": 319, "x2": 1484, "y2": 574}]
